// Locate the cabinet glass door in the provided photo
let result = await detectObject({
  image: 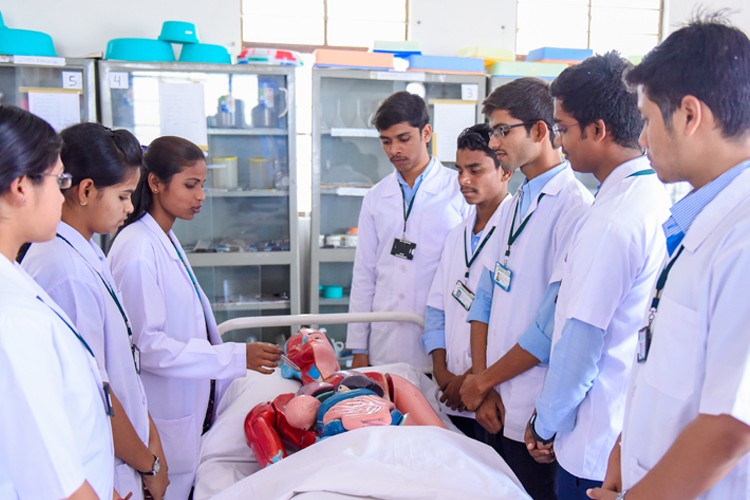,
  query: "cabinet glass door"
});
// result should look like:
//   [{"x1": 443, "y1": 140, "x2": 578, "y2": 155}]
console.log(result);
[
  {"x1": 311, "y1": 69, "x2": 486, "y2": 352},
  {"x1": 99, "y1": 62, "x2": 299, "y2": 344}
]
